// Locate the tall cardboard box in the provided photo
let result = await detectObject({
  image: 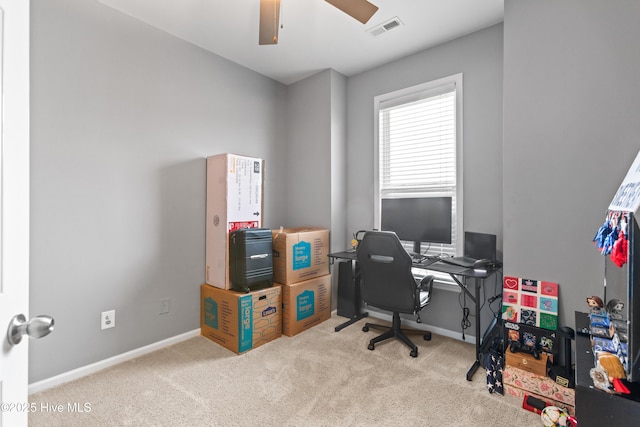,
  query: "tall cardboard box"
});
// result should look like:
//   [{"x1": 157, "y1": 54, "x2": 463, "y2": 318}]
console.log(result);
[
  {"x1": 271, "y1": 228, "x2": 329, "y2": 284},
  {"x1": 281, "y1": 275, "x2": 332, "y2": 337},
  {"x1": 200, "y1": 284, "x2": 281, "y2": 354},
  {"x1": 206, "y1": 153, "x2": 264, "y2": 289}
]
